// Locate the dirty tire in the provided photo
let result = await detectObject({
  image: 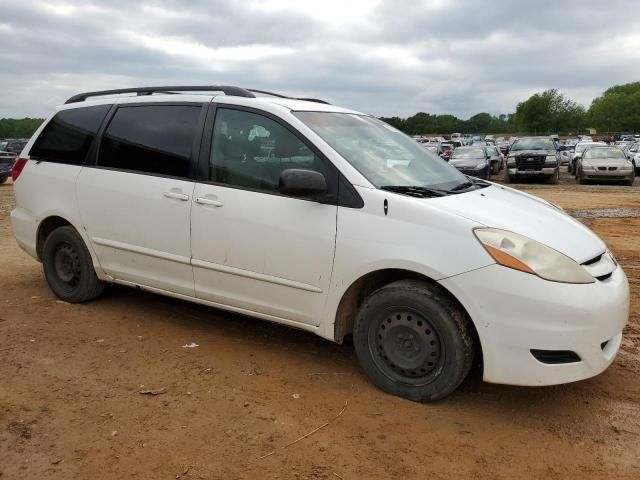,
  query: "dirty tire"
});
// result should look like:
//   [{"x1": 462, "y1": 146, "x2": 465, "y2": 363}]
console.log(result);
[
  {"x1": 547, "y1": 169, "x2": 559, "y2": 185},
  {"x1": 42, "y1": 226, "x2": 105, "y2": 303},
  {"x1": 577, "y1": 168, "x2": 587, "y2": 185},
  {"x1": 353, "y1": 280, "x2": 475, "y2": 402}
]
